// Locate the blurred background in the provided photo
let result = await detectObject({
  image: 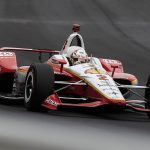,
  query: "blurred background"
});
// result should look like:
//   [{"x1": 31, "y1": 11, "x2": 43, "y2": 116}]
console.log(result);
[{"x1": 0, "y1": 0, "x2": 150, "y2": 150}]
